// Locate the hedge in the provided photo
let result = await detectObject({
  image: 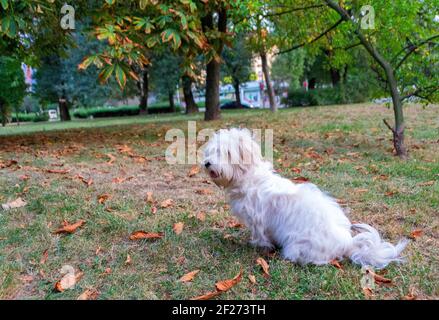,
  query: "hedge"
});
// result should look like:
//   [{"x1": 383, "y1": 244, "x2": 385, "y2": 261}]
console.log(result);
[{"x1": 73, "y1": 104, "x2": 181, "y2": 119}]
